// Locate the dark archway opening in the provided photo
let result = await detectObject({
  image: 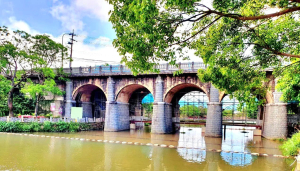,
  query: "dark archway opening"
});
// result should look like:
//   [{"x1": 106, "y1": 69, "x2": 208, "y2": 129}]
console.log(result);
[{"x1": 74, "y1": 85, "x2": 107, "y2": 118}]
